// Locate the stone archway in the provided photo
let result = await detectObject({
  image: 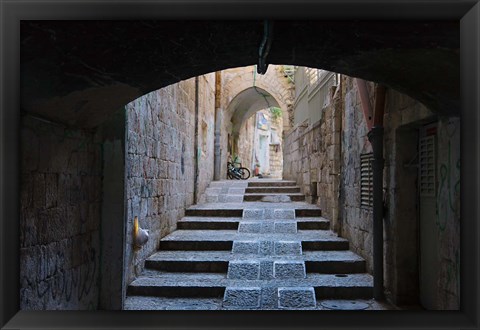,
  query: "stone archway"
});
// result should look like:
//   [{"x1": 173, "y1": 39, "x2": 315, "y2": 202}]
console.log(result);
[
  {"x1": 223, "y1": 83, "x2": 286, "y2": 178},
  {"x1": 16, "y1": 18, "x2": 465, "y2": 313},
  {"x1": 220, "y1": 65, "x2": 294, "y2": 133}
]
